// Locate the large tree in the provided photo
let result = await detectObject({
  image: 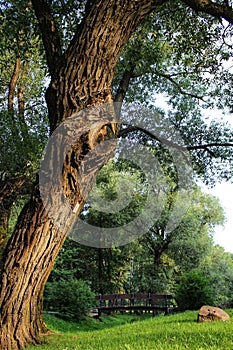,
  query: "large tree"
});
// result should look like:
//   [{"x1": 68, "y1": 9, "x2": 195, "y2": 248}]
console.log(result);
[{"x1": 0, "y1": 0, "x2": 233, "y2": 349}]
